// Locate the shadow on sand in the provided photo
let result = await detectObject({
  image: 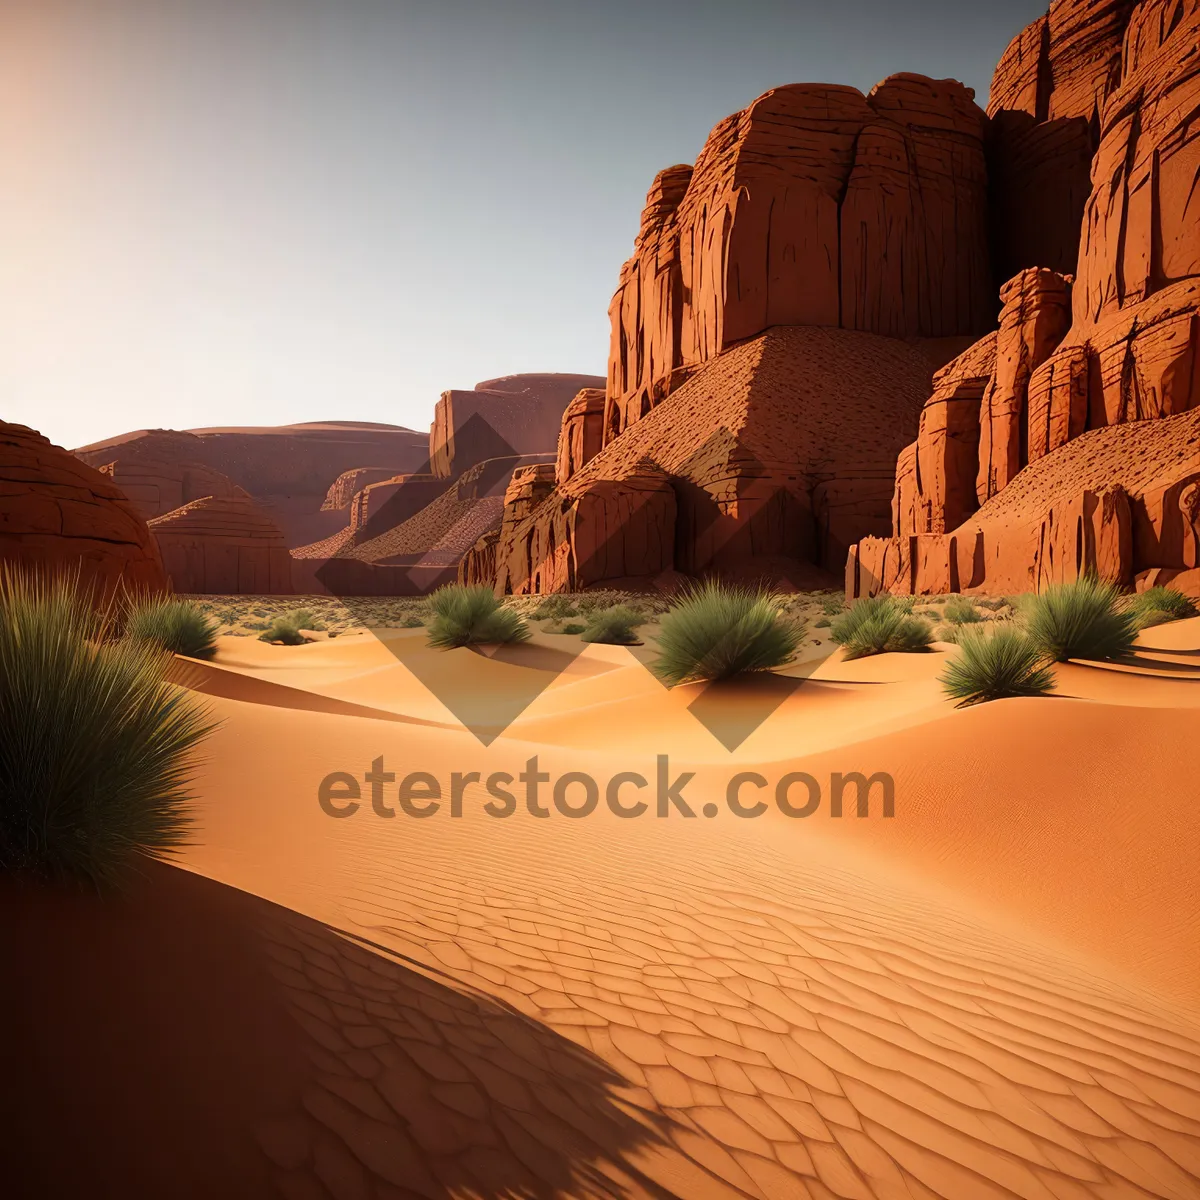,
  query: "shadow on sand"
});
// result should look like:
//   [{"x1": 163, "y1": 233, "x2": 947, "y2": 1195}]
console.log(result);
[{"x1": 0, "y1": 862, "x2": 678, "y2": 1200}]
